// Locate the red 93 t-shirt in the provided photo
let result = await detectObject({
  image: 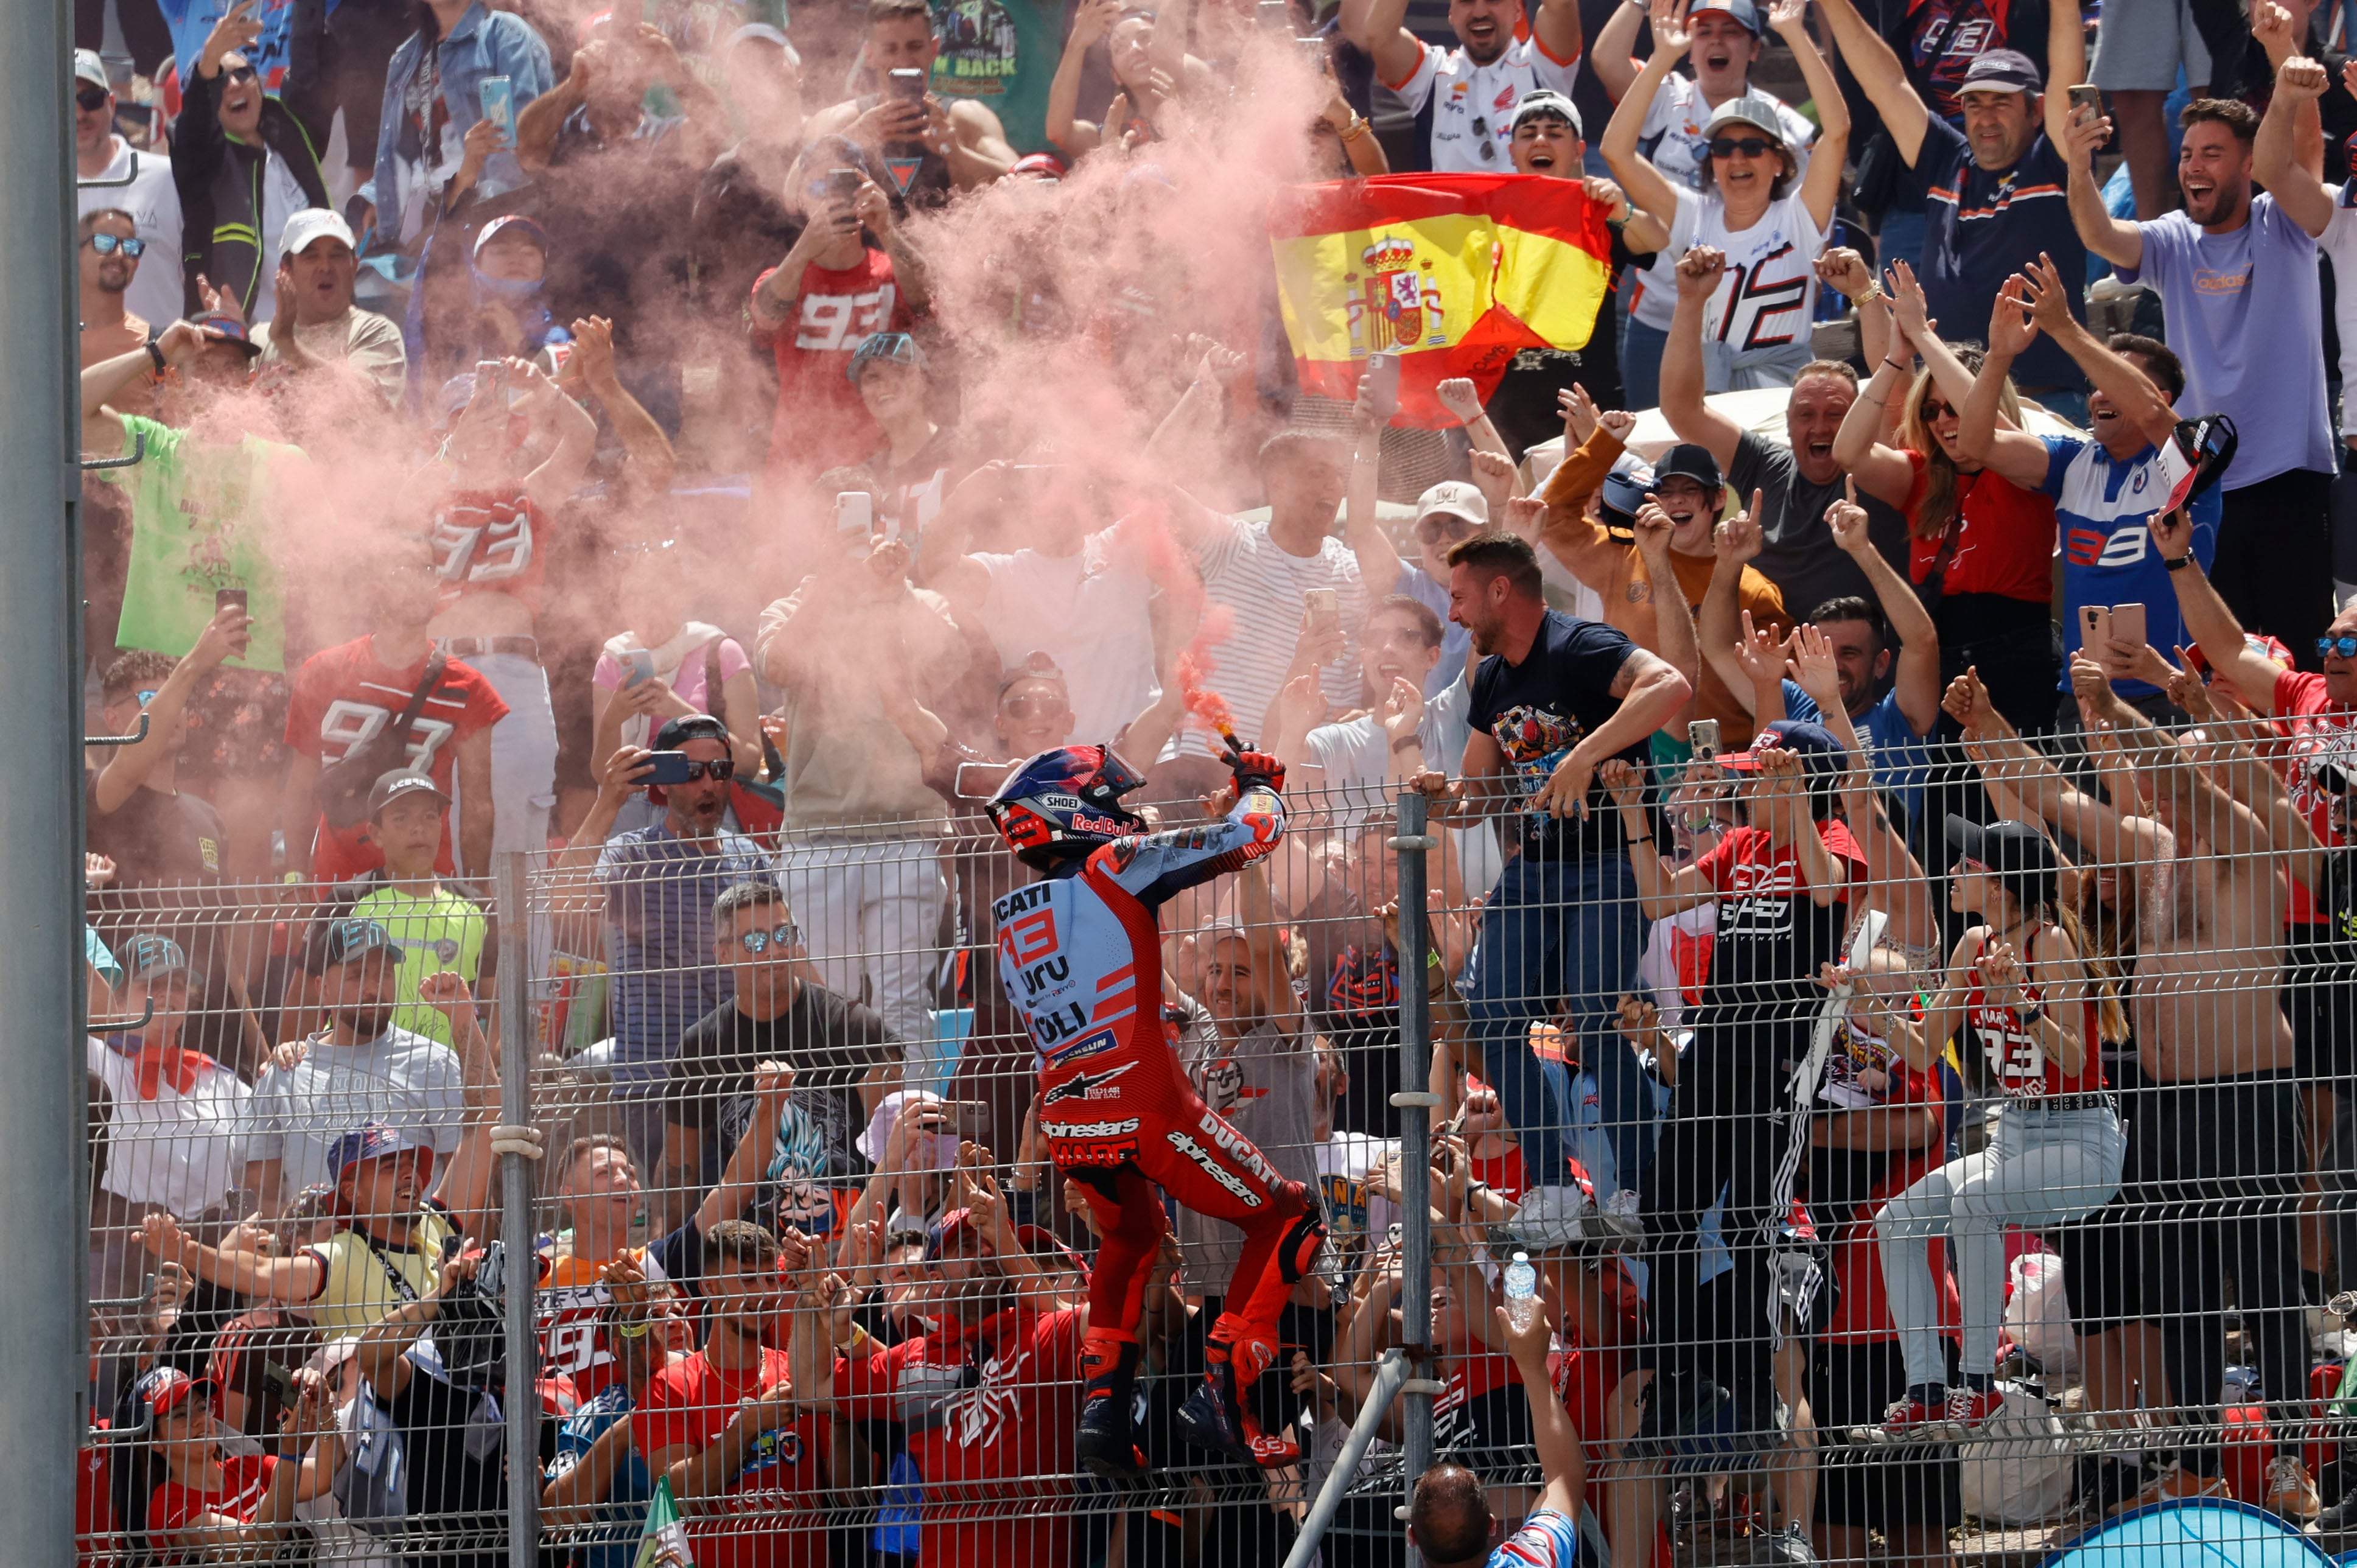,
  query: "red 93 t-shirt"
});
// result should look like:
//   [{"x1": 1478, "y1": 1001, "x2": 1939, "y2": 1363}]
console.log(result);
[
  {"x1": 754, "y1": 248, "x2": 913, "y2": 484},
  {"x1": 284, "y1": 637, "x2": 508, "y2": 883}
]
